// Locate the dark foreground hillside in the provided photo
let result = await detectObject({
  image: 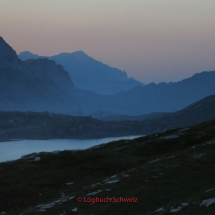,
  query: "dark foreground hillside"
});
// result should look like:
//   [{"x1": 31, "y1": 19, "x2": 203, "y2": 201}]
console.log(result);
[{"x1": 1, "y1": 119, "x2": 215, "y2": 214}]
